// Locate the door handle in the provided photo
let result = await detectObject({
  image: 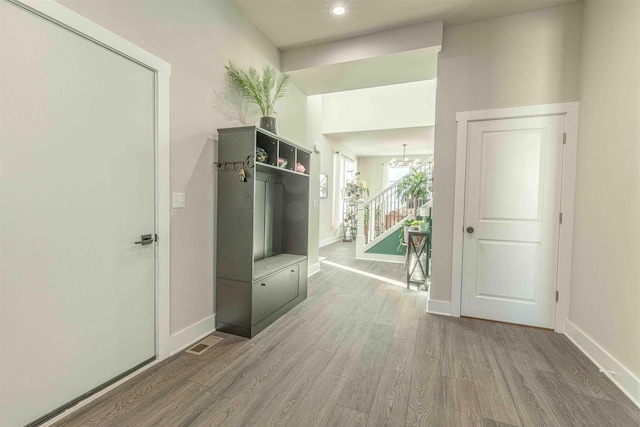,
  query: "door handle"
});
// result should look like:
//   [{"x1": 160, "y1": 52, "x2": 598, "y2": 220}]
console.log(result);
[
  {"x1": 466, "y1": 227, "x2": 474, "y2": 234},
  {"x1": 135, "y1": 234, "x2": 154, "y2": 245}
]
